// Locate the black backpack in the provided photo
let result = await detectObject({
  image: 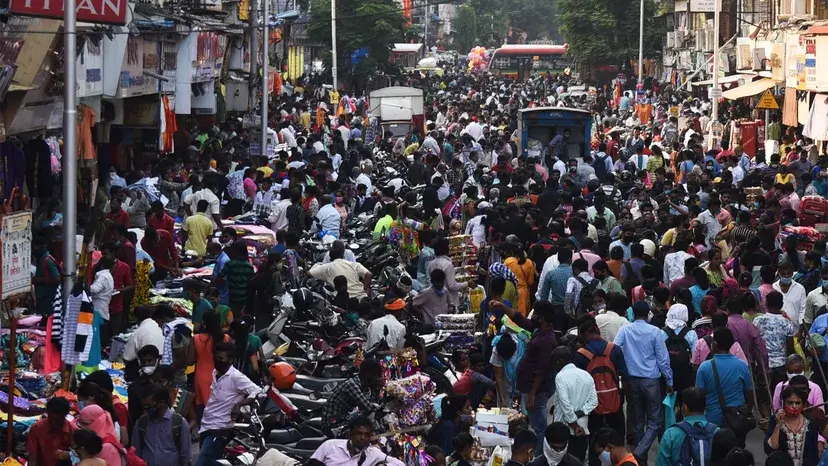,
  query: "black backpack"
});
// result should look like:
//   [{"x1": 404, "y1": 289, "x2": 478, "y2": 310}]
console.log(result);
[
  {"x1": 622, "y1": 262, "x2": 642, "y2": 295},
  {"x1": 575, "y1": 276, "x2": 599, "y2": 315},
  {"x1": 664, "y1": 326, "x2": 694, "y2": 387},
  {"x1": 593, "y1": 153, "x2": 610, "y2": 182}
]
